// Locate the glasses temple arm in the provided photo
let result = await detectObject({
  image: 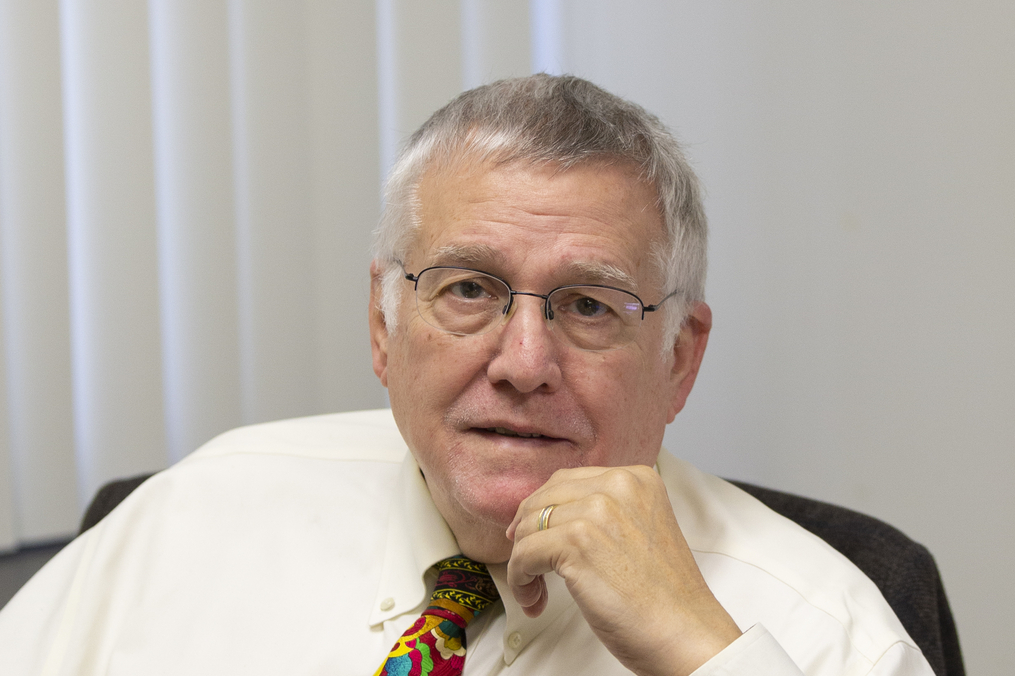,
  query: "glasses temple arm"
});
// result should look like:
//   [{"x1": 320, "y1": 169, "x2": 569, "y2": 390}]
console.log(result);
[{"x1": 642, "y1": 290, "x2": 680, "y2": 314}]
